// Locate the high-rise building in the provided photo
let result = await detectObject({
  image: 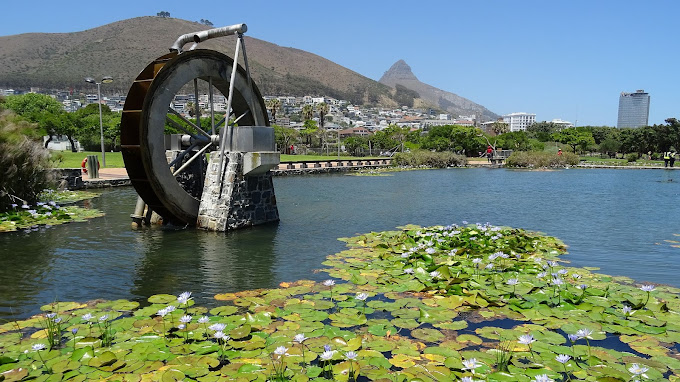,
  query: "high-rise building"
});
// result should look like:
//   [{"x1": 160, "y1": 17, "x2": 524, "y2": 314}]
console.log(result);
[
  {"x1": 502, "y1": 112, "x2": 536, "y2": 132},
  {"x1": 617, "y1": 90, "x2": 650, "y2": 128}
]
